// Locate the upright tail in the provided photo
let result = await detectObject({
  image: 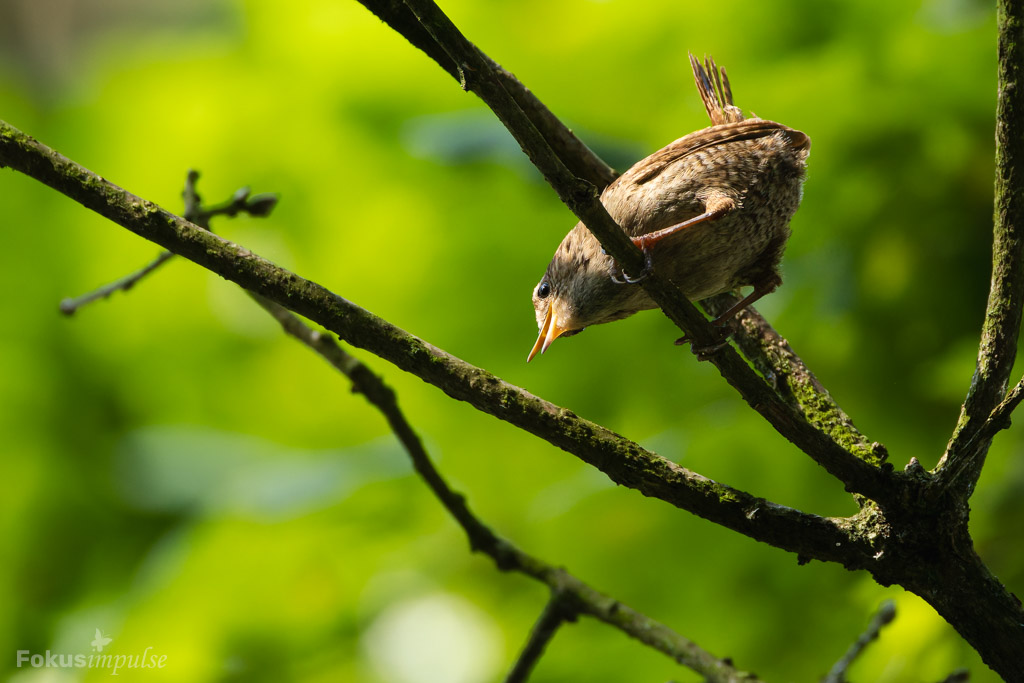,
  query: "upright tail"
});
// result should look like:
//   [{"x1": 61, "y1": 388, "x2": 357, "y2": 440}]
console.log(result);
[{"x1": 689, "y1": 53, "x2": 745, "y2": 126}]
